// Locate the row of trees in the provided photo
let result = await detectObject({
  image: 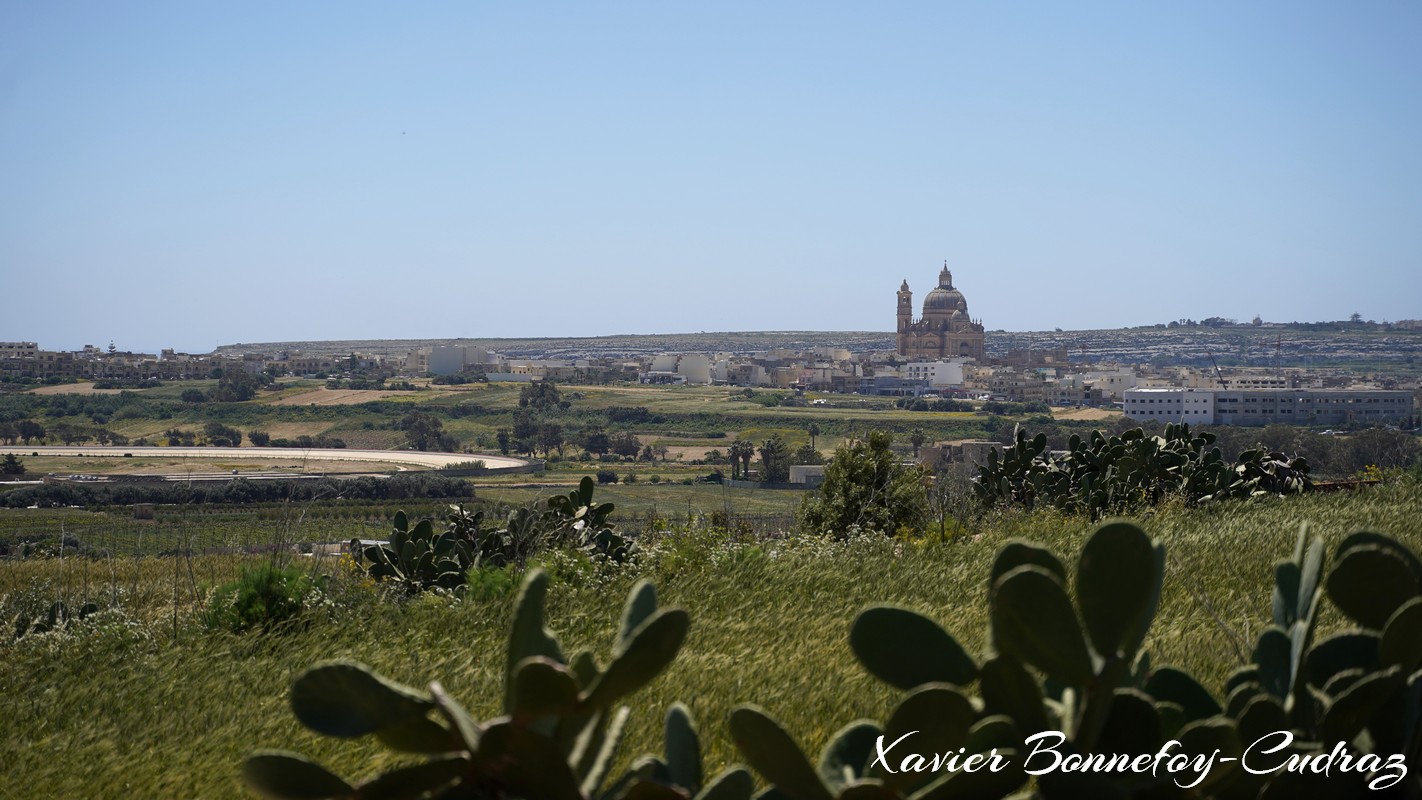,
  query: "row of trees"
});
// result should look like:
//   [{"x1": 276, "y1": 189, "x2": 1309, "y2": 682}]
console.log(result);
[
  {"x1": 0, "y1": 420, "x2": 135, "y2": 446},
  {"x1": 179, "y1": 369, "x2": 273, "y2": 404}
]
